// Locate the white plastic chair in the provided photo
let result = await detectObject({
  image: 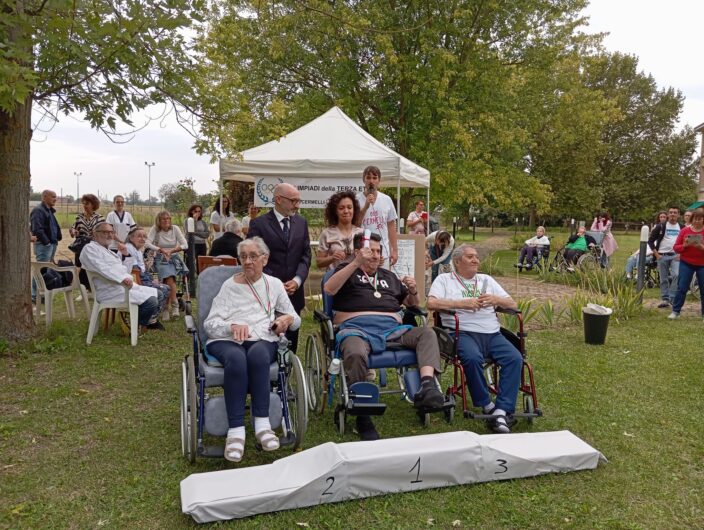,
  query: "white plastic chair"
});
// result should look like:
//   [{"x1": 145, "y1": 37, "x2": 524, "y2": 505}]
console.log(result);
[
  {"x1": 31, "y1": 261, "x2": 89, "y2": 326},
  {"x1": 85, "y1": 270, "x2": 139, "y2": 347}
]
